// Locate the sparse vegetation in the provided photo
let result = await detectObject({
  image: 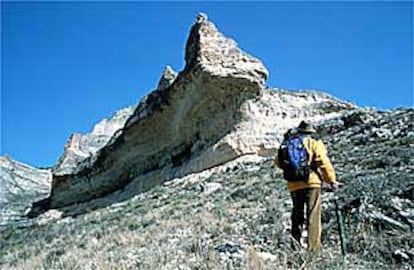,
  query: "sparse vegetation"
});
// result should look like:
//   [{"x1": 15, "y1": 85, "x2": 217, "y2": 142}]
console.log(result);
[{"x1": 1, "y1": 109, "x2": 413, "y2": 269}]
